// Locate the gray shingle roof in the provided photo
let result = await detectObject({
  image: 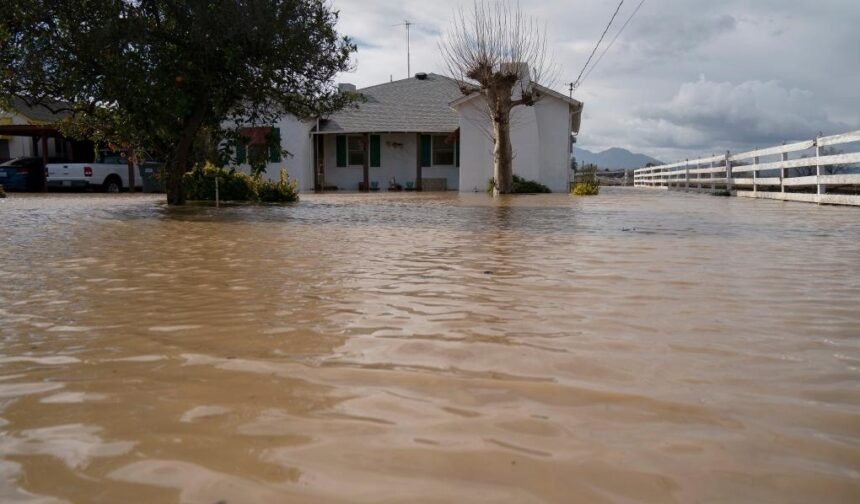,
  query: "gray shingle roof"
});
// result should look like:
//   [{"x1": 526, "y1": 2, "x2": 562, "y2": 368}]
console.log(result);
[
  {"x1": 9, "y1": 97, "x2": 71, "y2": 123},
  {"x1": 320, "y1": 73, "x2": 462, "y2": 134}
]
